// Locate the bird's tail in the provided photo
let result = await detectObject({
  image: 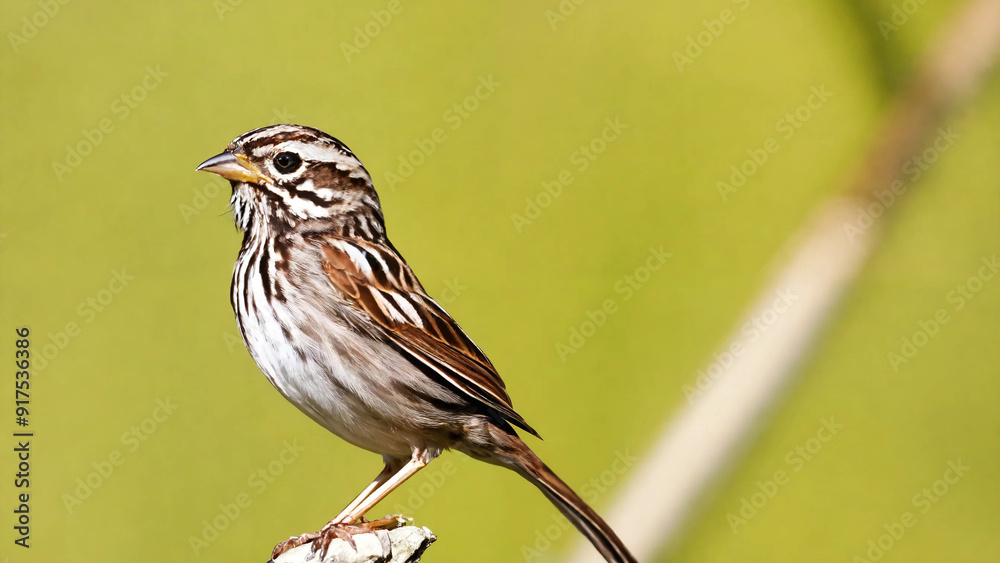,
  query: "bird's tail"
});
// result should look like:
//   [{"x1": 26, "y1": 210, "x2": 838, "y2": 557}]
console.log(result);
[{"x1": 507, "y1": 439, "x2": 637, "y2": 563}]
